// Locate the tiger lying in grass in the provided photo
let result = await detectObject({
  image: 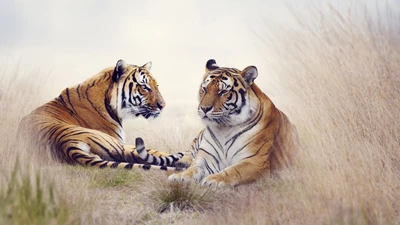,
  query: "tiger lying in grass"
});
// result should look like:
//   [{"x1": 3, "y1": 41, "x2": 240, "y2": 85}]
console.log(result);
[
  {"x1": 18, "y1": 59, "x2": 185, "y2": 171},
  {"x1": 169, "y1": 59, "x2": 299, "y2": 186}
]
